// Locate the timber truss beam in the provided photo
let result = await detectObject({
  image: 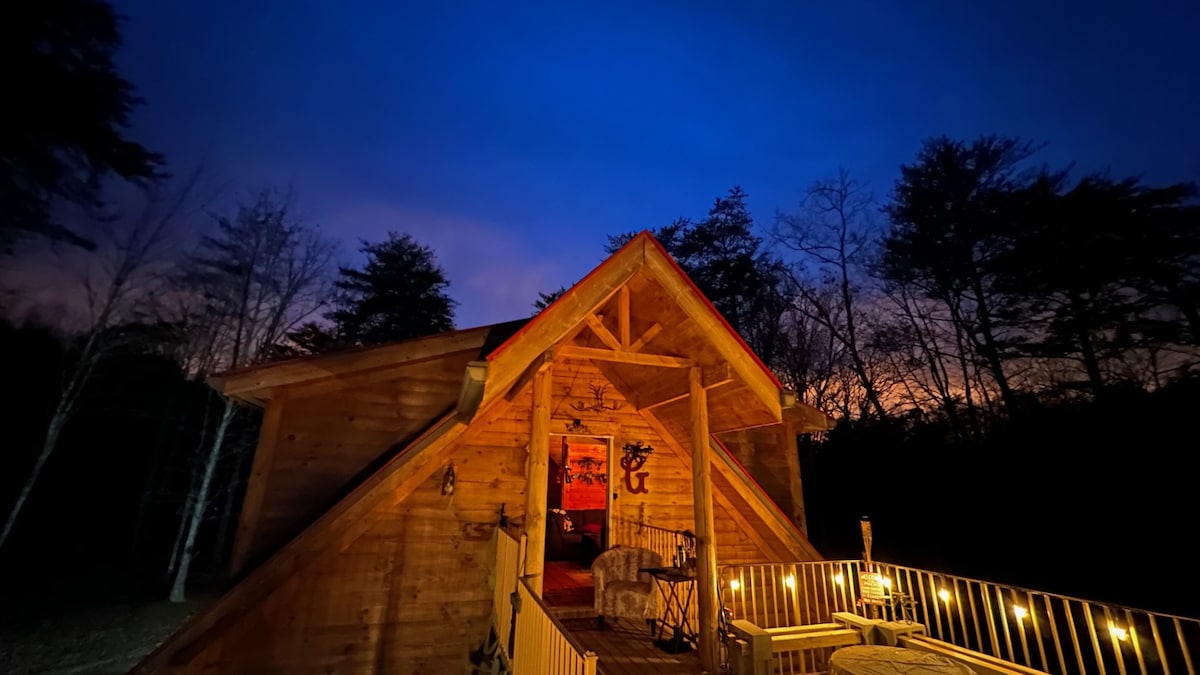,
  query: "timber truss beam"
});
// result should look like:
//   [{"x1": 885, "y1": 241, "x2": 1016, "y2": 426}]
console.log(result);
[
  {"x1": 561, "y1": 284, "x2": 693, "y2": 368},
  {"x1": 583, "y1": 286, "x2": 664, "y2": 354},
  {"x1": 637, "y1": 362, "x2": 733, "y2": 411}
]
